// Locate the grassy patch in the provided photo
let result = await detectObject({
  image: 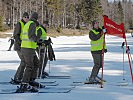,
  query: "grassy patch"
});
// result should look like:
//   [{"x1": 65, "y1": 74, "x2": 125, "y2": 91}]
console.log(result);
[
  {"x1": 0, "y1": 29, "x2": 89, "y2": 38},
  {"x1": 0, "y1": 30, "x2": 13, "y2": 38}
]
